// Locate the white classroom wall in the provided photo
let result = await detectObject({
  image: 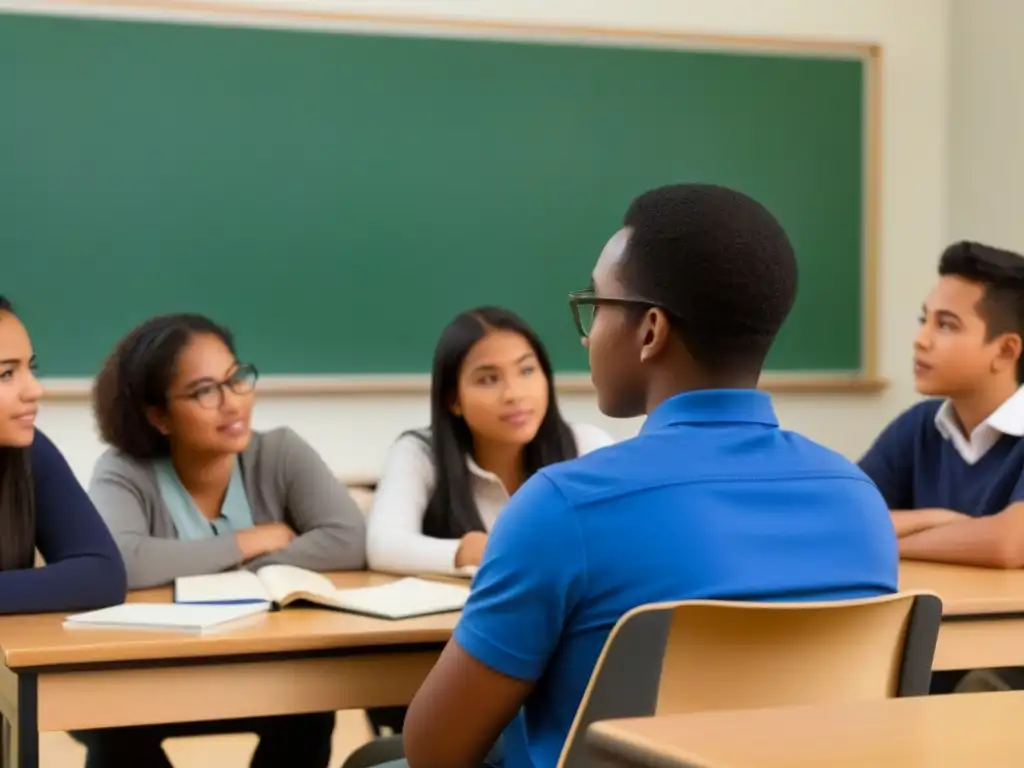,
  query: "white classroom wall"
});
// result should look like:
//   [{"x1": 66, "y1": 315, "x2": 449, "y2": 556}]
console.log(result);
[
  {"x1": 15, "y1": 0, "x2": 955, "y2": 483},
  {"x1": 947, "y1": 0, "x2": 1024, "y2": 252}
]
